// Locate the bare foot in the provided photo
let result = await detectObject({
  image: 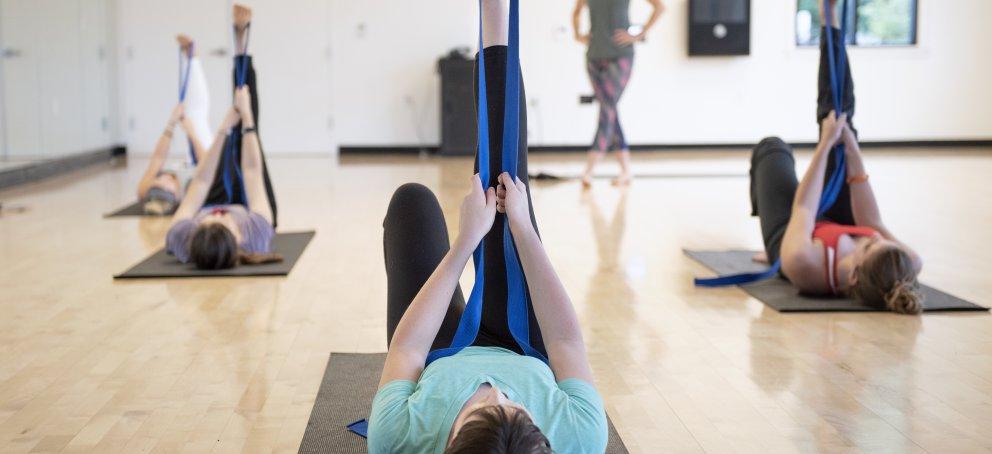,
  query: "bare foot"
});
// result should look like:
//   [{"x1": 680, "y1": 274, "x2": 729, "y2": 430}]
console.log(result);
[
  {"x1": 176, "y1": 34, "x2": 193, "y2": 52},
  {"x1": 611, "y1": 173, "x2": 631, "y2": 187},
  {"x1": 752, "y1": 251, "x2": 768, "y2": 264},
  {"x1": 581, "y1": 174, "x2": 593, "y2": 189},
  {"x1": 234, "y1": 4, "x2": 252, "y2": 30},
  {"x1": 819, "y1": 0, "x2": 840, "y2": 28}
]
